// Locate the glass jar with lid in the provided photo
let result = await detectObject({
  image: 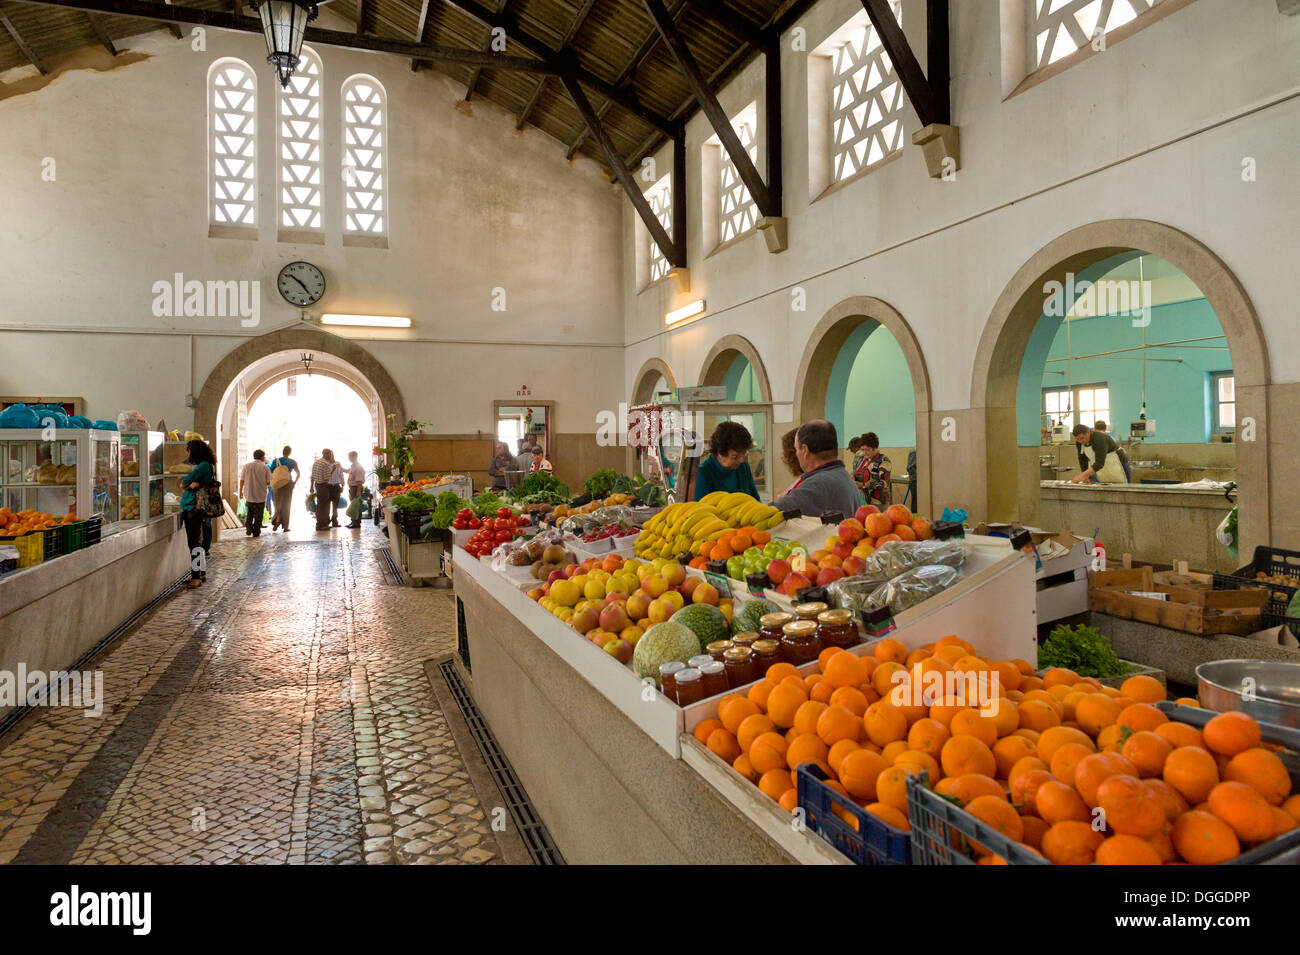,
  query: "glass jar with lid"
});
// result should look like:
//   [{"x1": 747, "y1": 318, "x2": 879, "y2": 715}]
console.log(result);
[
  {"x1": 674, "y1": 667, "x2": 704, "y2": 705},
  {"x1": 758, "y1": 612, "x2": 795, "y2": 644},
  {"x1": 794, "y1": 601, "x2": 828, "y2": 621},
  {"x1": 658, "y1": 661, "x2": 685, "y2": 703},
  {"x1": 699, "y1": 660, "x2": 728, "y2": 697},
  {"x1": 751, "y1": 638, "x2": 781, "y2": 676},
  {"x1": 731, "y1": 632, "x2": 759, "y2": 650},
  {"x1": 816, "y1": 608, "x2": 860, "y2": 649},
  {"x1": 722, "y1": 646, "x2": 758, "y2": 688},
  {"x1": 705, "y1": 639, "x2": 734, "y2": 662},
  {"x1": 780, "y1": 619, "x2": 823, "y2": 665},
  {"x1": 688, "y1": 654, "x2": 714, "y2": 671}
]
